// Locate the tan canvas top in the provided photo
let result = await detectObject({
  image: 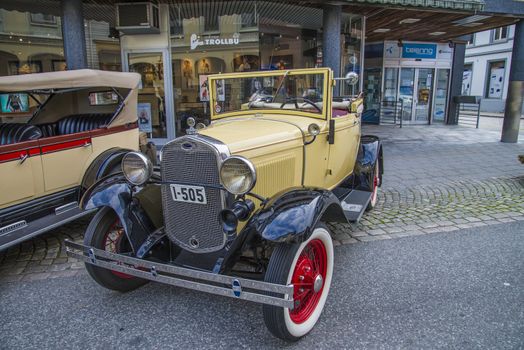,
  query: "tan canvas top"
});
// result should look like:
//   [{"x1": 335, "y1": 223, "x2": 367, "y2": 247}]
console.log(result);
[{"x1": 0, "y1": 69, "x2": 141, "y2": 92}]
